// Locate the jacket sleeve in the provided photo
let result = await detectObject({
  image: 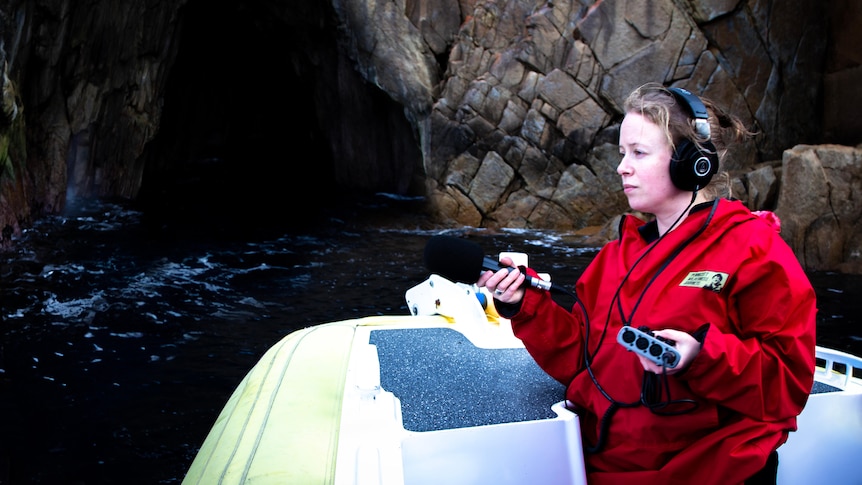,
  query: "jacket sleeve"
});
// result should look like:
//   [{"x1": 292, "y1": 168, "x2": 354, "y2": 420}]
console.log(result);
[
  {"x1": 678, "y1": 229, "x2": 817, "y2": 422},
  {"x1": 508, "y1": 268, "x2": 593, "y2": 386}
]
